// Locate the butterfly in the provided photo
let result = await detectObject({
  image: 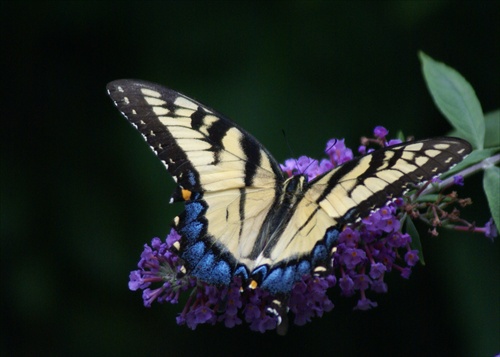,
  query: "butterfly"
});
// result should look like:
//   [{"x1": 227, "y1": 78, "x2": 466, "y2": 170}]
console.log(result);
[{"x1": 107, "y1": 79, "x2": 471, "y2": 295}]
